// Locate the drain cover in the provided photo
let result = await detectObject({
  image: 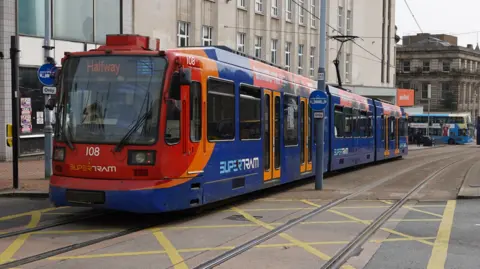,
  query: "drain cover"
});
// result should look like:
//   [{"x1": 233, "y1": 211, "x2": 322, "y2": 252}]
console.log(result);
[{"x1": 225, "y1": 215, "x2": 263, "y2": 221}]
